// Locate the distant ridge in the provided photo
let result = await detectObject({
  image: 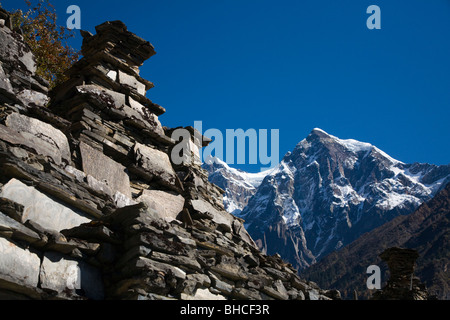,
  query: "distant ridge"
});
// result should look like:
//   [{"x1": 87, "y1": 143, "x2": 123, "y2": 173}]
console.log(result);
[{"x1": 301, "y1": 182, "x2": 450, "y2": 300}]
